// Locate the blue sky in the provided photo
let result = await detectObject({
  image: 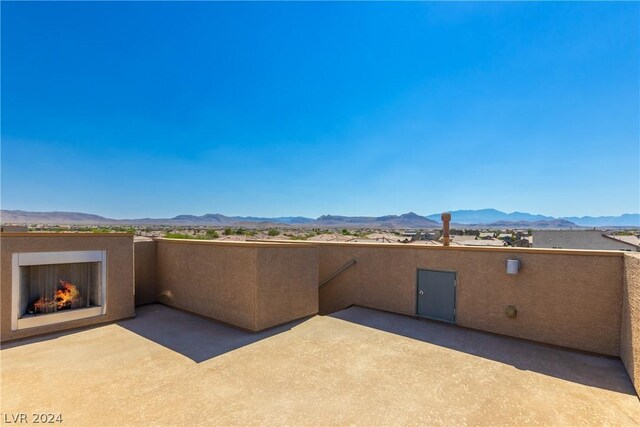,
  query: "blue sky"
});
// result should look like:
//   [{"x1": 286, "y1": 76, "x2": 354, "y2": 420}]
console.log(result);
[{"x1": 2, "y1": 2, "x2": 639, "y2": 219}]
